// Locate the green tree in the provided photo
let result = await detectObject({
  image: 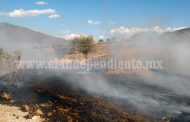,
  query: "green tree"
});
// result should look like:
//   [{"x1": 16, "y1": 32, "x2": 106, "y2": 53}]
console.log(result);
[{"x1": 78, "y1": 36, "x2": 94, "y2": 62}]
